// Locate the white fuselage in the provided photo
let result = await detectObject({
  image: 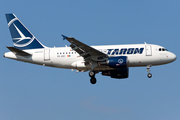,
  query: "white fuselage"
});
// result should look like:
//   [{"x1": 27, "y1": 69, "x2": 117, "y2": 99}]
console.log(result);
[{"x1": 4, "y1": 44, "x2": 176, "y2": 71}]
